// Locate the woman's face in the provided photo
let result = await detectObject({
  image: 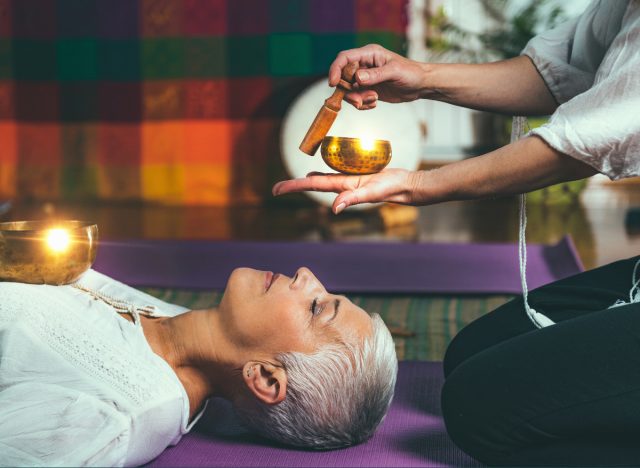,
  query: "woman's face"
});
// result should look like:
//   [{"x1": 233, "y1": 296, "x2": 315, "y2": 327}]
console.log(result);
[{"x1": 217, "y1": 267, "x2": 373, "y2": 358}]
